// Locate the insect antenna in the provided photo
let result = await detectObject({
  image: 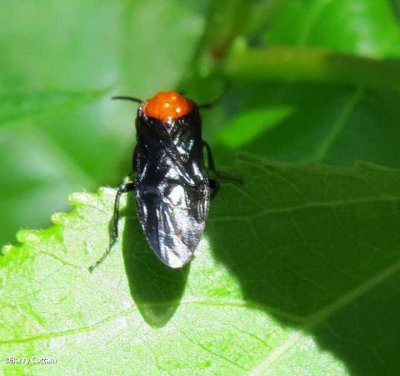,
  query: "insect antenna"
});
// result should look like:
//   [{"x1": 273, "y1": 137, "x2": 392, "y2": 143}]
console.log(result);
[
  {"x1": 198, "y1": 81, "x2": 231, "y2": 109},
  {"x1": 112, "y1": 95, "x2": 143, "y2": 103}
]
